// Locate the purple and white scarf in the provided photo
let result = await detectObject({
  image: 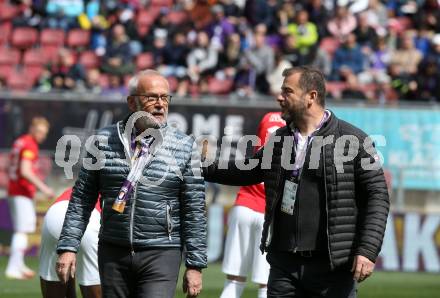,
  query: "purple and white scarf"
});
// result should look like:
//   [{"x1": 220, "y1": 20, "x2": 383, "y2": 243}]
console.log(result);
[{"x1": 112, "y1": 135, "x2": 154, "y2": 213}]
